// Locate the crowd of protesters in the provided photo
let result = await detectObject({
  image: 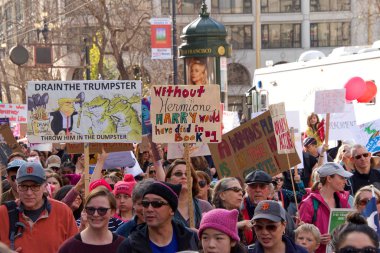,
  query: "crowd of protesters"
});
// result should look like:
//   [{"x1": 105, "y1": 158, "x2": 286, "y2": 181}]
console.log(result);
[{"x1": 1, "y1": 114, "x2": 380, "y2": 253}]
